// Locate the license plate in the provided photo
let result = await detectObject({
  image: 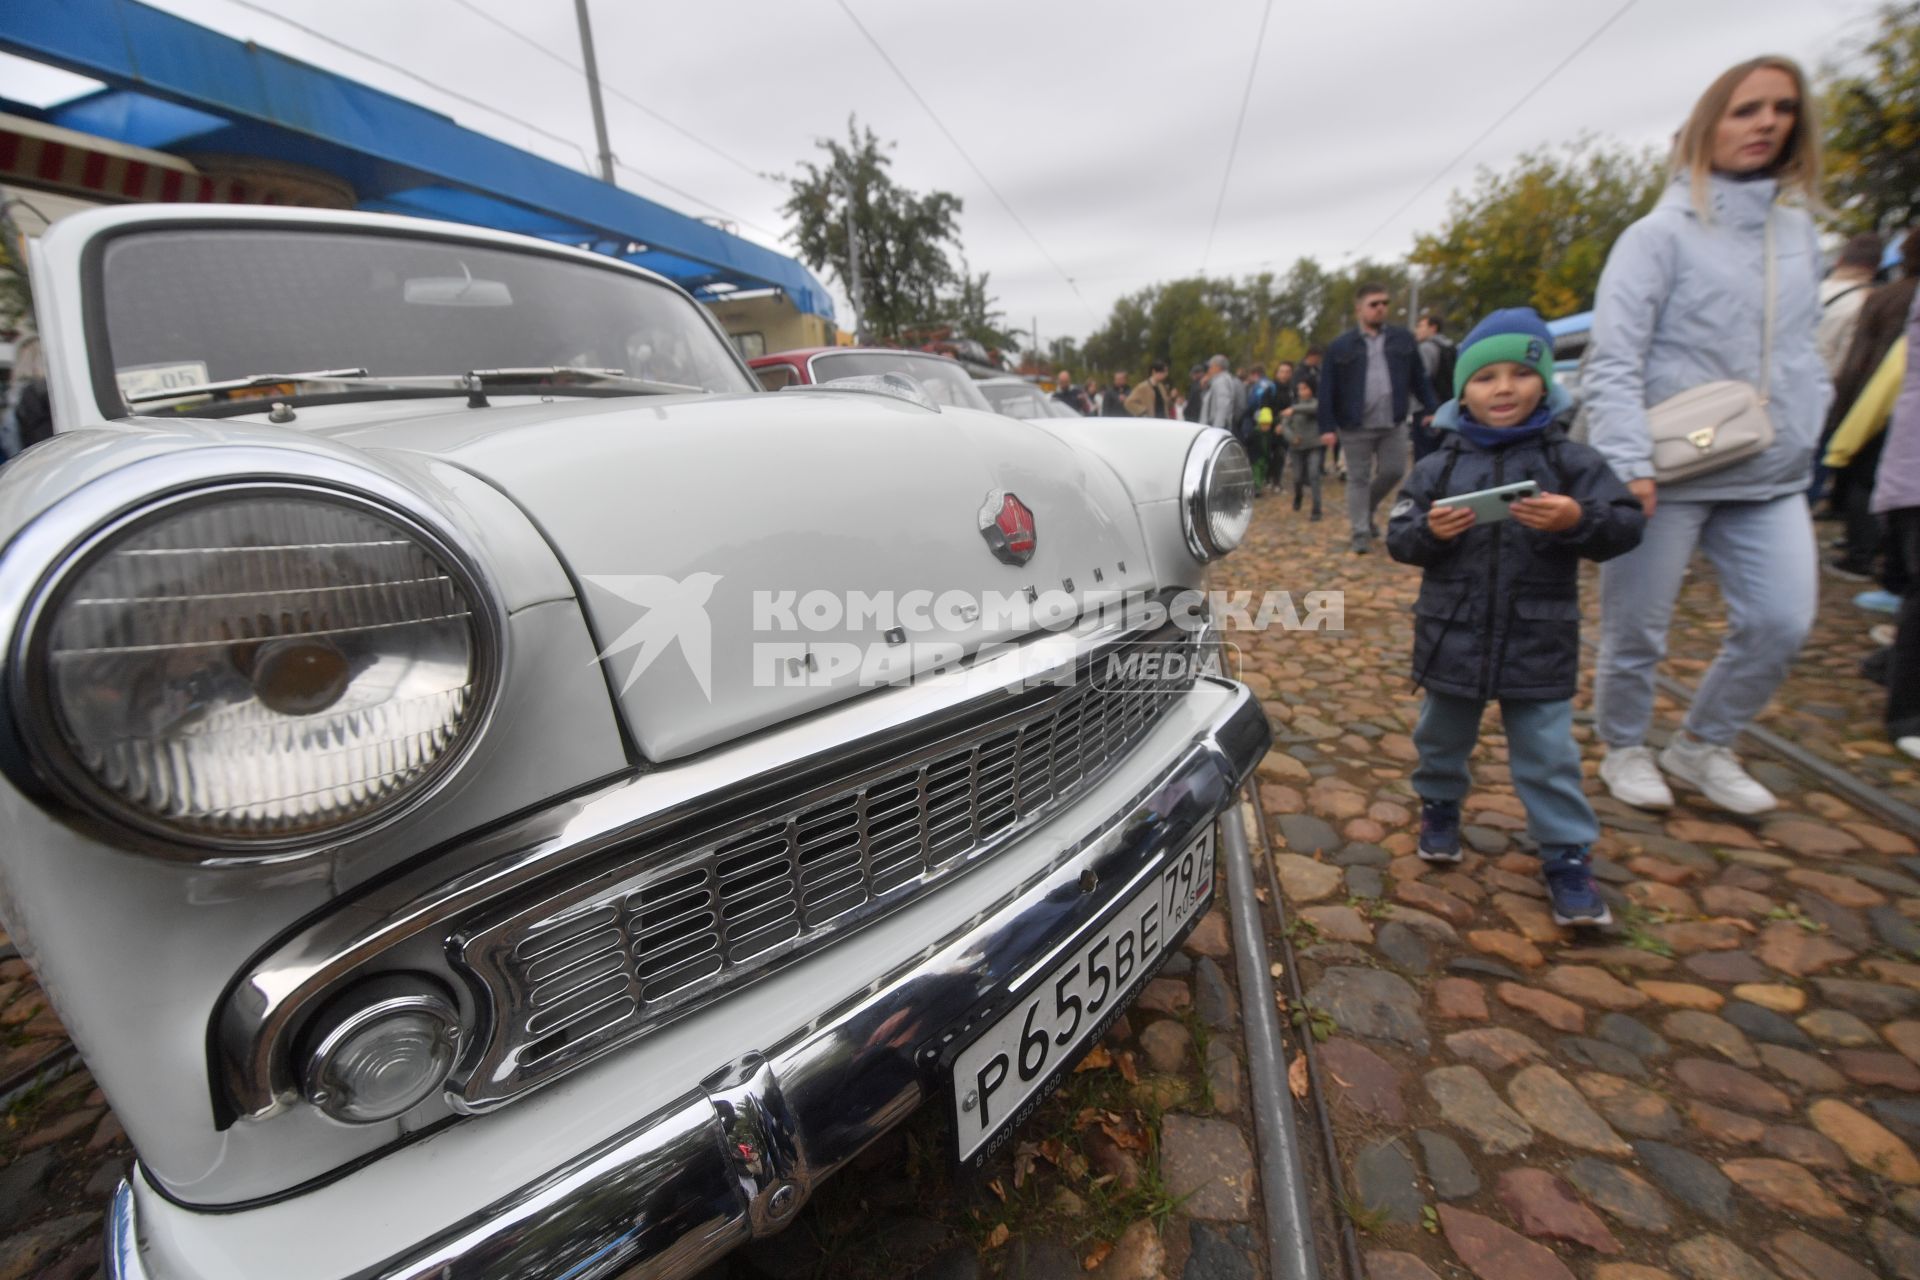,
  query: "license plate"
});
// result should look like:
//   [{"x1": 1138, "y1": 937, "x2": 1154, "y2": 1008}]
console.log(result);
[{"x1": 949, "y1": 828, "x2": 1216, "y2": 1168}]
